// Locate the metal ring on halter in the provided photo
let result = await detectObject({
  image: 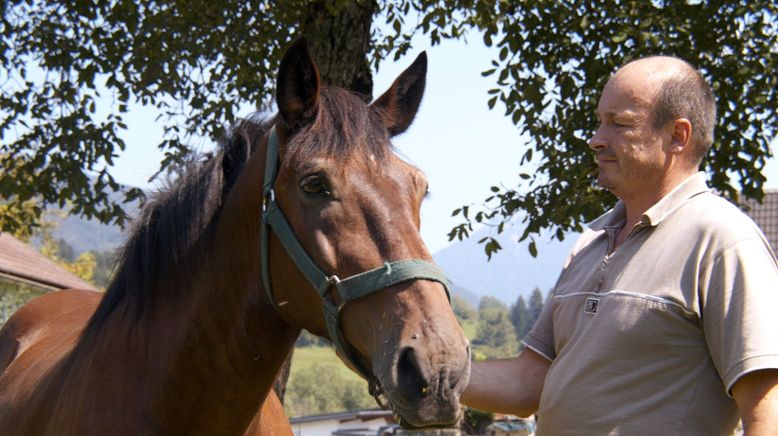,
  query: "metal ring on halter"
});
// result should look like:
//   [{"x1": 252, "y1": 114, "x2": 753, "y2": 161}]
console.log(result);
[
  {"x1": 317, "y1": 274, "x2": 341, "y2": 298},
  {"x1": 262, "y1": 188, "x2": 276, "y2": 213}
]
